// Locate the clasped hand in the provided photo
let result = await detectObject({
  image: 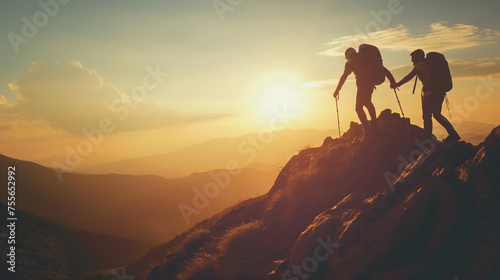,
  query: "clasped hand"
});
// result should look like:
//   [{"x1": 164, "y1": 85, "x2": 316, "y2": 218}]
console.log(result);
[{"x1": 390, "y1": 82, "x2": 400, "y2": 89}]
